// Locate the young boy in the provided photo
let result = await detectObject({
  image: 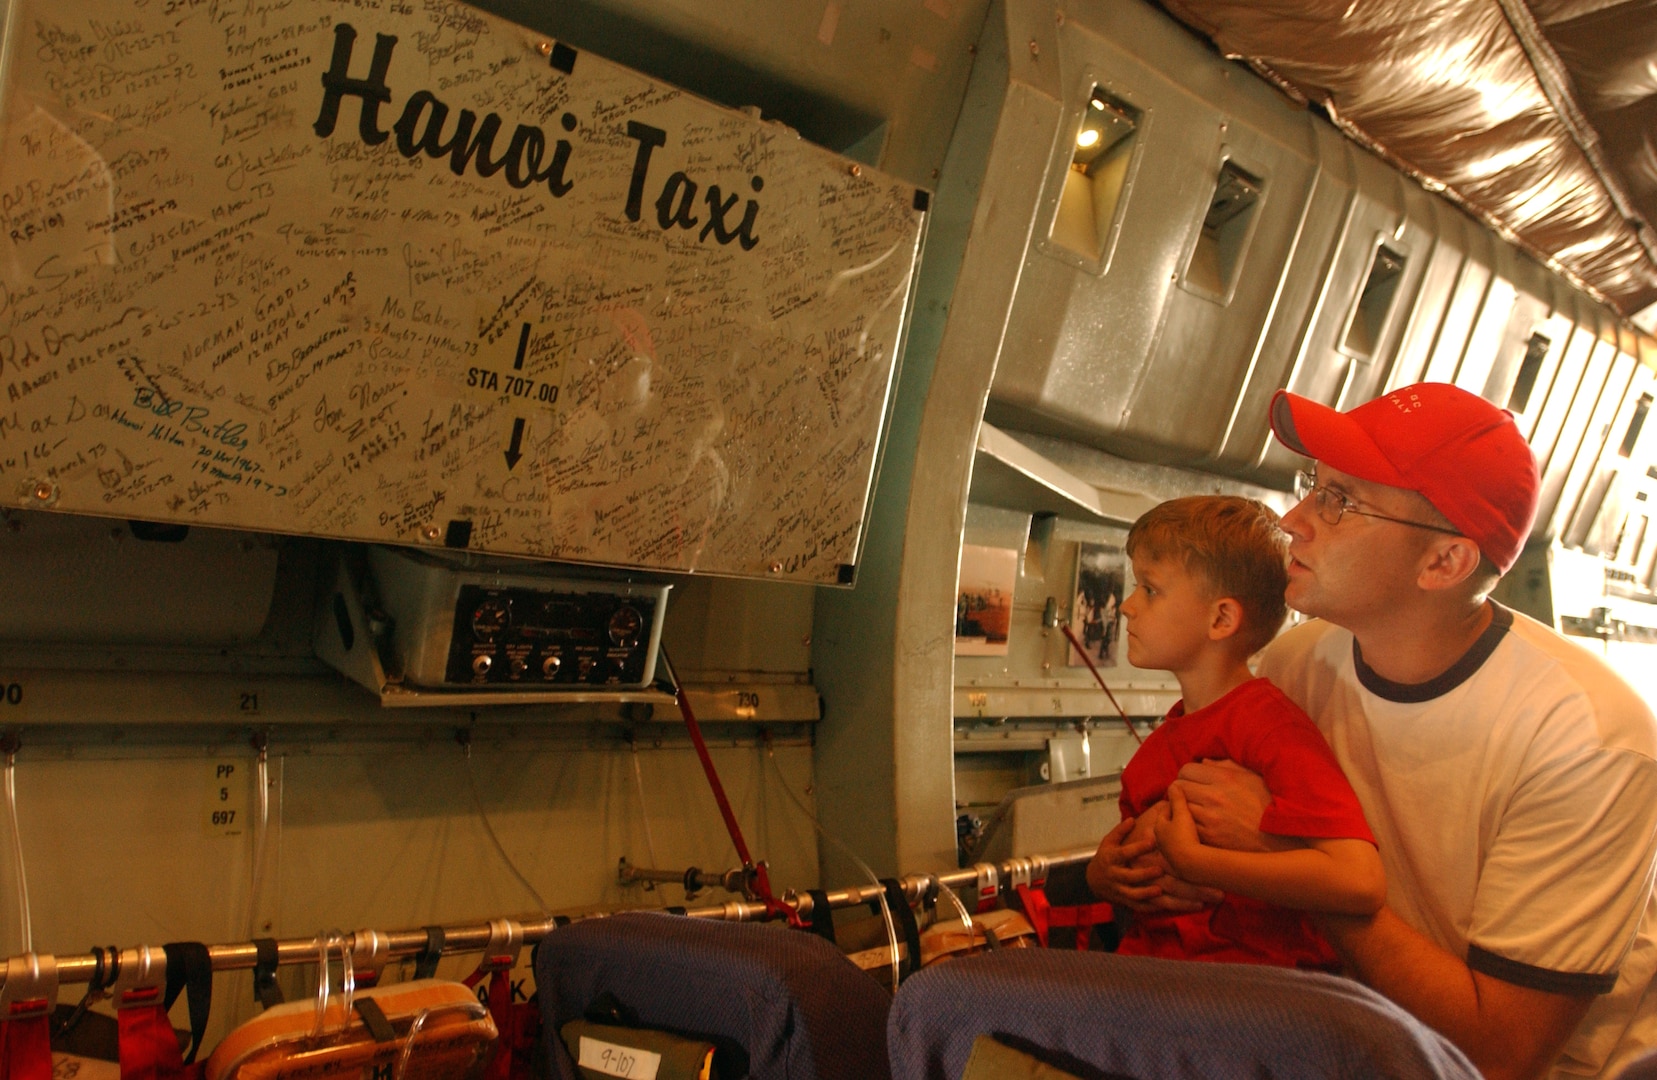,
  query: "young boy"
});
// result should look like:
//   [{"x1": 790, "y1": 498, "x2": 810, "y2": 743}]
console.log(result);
[{"x1": 1095, "y1": 495, "x2": 1384, "y2": 969}]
